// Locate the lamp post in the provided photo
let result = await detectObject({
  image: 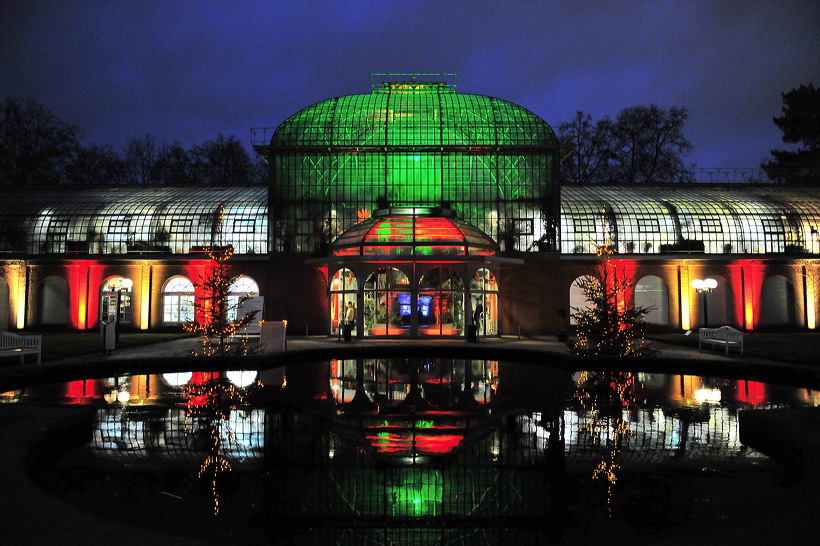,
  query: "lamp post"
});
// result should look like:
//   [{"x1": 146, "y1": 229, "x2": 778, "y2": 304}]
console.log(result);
[{"x1": 691, "y1": 278, "x2": 717, "y2": 327}]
